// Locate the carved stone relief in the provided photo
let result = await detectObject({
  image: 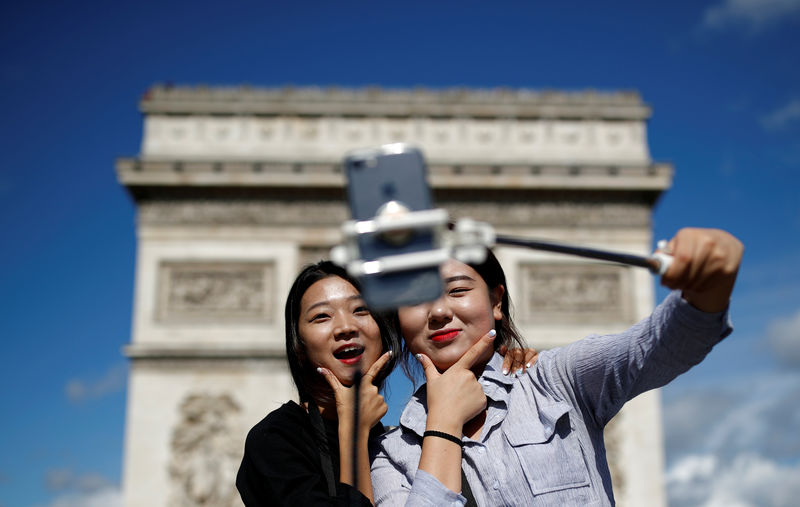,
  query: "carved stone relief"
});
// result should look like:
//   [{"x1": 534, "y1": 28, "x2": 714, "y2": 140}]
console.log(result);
[
  {"x1": 168, "y1": 393, "x2": 243, "y2": 507},
  {"x1": 157, "y1": 262, "x2": 274, "y2": 323},
  {"x1": 299, "y1": 245, "x2": 334, "y2": 267},
  {"x1": 519, "y1": 263, "x2": 631, "y2": 325},
  {"x1": 147, "y1": 116, "x2": 646, "y2": 156}
]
